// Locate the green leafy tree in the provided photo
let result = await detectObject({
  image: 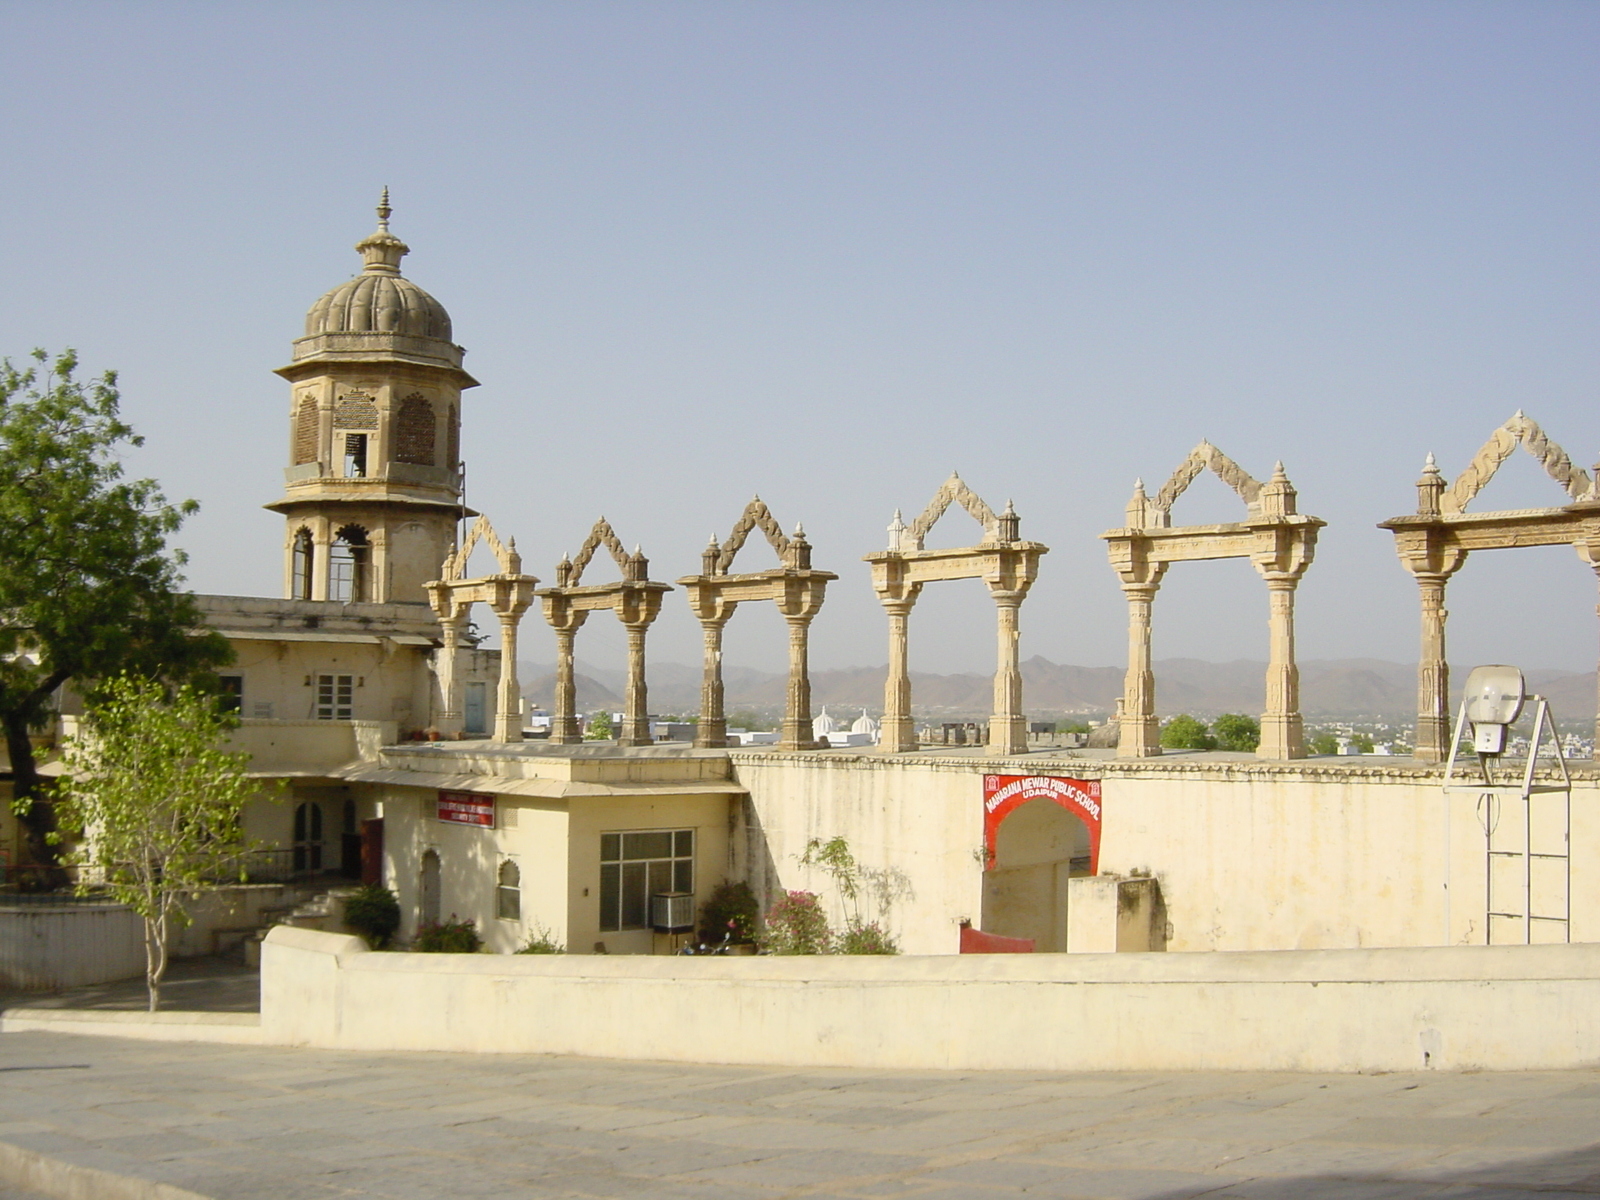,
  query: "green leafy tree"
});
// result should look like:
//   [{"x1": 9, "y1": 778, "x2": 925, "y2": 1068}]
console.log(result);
[
  {"x1": 54, "y1": 675, "x2": 262, "y2": 1011},
  {"x1": 584, "y1": 710, "x2": 614, "y2": 740},
  {"x1": 1212, "y1": 713, "x2": 1261, "y2": 753},
  {"x1": 1350, "y1": 732, "x2": 1374, "y2": 754},
  {"x1": 1308, "y1": 732, "x2": 1340, "y2": 755},
  {"x1": 1160, "y1": 714, "x2": 1215, "y2": 750},
  {"x1": 1, "y1": 350, "x2": 229, "y2": 873}
]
